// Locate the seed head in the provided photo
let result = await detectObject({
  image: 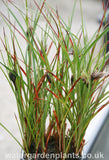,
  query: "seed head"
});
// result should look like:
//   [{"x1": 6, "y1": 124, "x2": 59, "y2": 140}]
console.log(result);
[
  {"x1": 46, "y1": 73, "x2": 51, "y2": 83},
  {"x1": 71, "y1": 75, "x2": 74, "y2": 85},
  {"x1": 9, "y1": 70, "x2": 16, "y2": 84},
  {"x1": 91, "y1": 71, "x2": 104, "y2": 81},
  {"x1": 81, "y1": 72, "x2": 89, "y2": 87},
  {"x1": 26, "y1": 27, "x2": 33, "y2": 37}
]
